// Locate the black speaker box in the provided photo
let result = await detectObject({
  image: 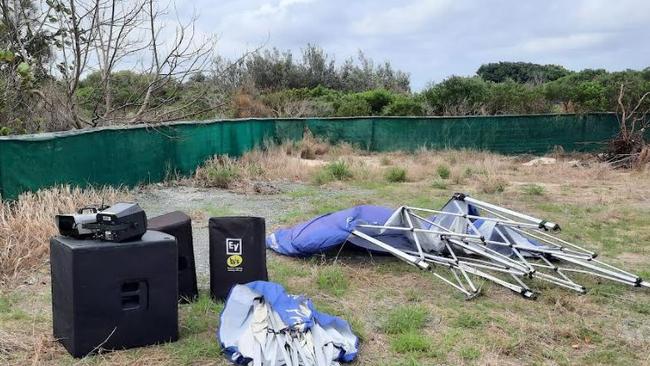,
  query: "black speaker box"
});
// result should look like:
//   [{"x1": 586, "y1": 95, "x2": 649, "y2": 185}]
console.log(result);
[
  {"x1": 148, "y1": 211, "x2": 198, "y2": 302},
  {"x1": 50, "y1": 231, "x2": 178, "y2": 358},
  {"x1": 209, "y1": 216, "x2": 268, "y2": 300}
]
